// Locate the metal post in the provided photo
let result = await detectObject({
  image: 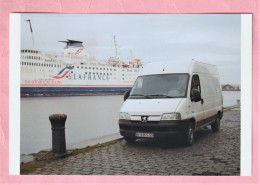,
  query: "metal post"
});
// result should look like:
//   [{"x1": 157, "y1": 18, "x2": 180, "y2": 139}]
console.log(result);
[{"x1": 49, "y1": 114, "x2": 67, "y2": 154}]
